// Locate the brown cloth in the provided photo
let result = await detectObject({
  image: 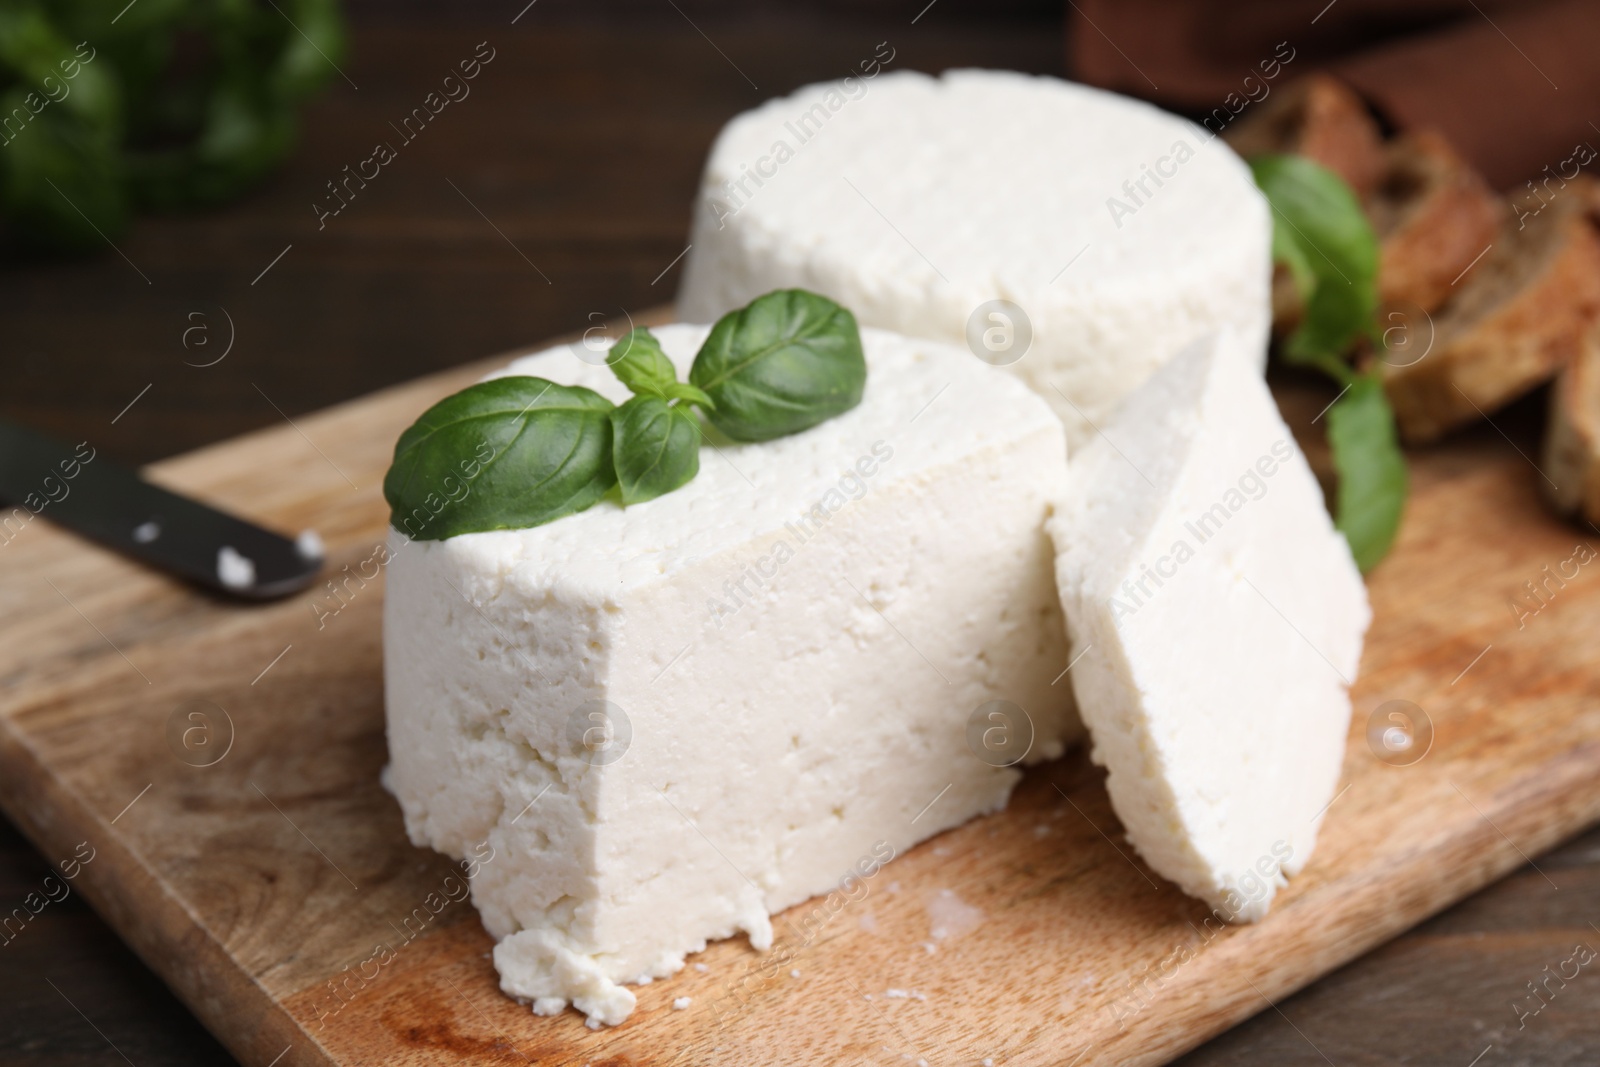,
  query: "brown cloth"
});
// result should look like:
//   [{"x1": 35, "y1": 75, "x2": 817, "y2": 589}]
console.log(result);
[{"x1": 1068, "y1": 0, "x2": 1600, "y2": 190}]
